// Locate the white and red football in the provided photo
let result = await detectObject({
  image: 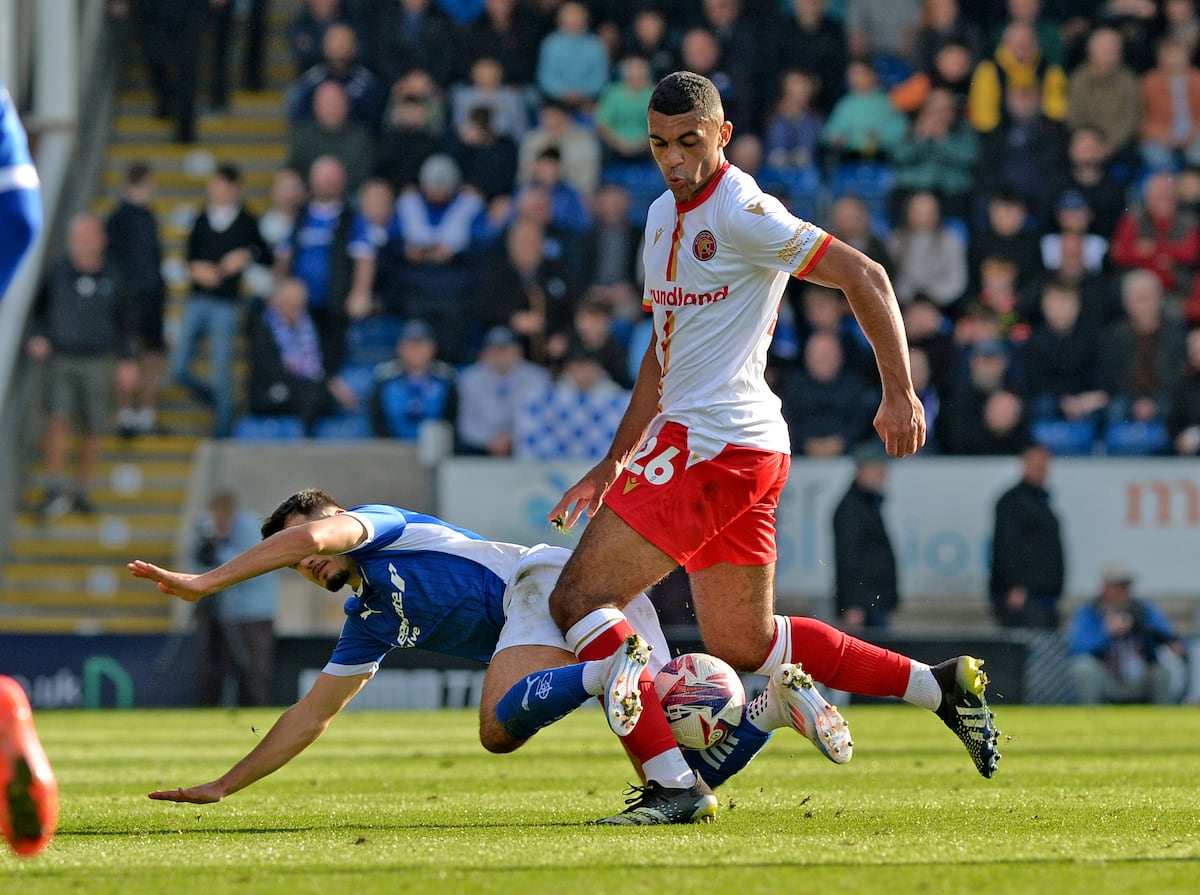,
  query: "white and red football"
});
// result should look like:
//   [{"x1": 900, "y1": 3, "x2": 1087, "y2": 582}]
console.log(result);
[{"x1": 653, "y1": 653, "x2": 746, "y2": 750}]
